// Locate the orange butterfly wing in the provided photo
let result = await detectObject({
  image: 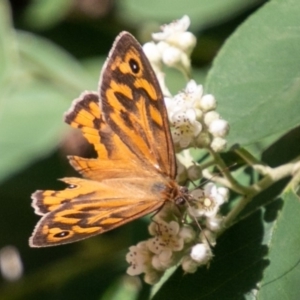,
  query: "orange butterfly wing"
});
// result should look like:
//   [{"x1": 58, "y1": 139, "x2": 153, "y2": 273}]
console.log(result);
[
  {"x1": 100, "y1": 33, "x2": 176, "y2": 178},
  {"x1": 64, "y1": 92, "x2": 146, "y2": 180},
  {"x1": 29, "y1": 32, "x2": 179, "y2": 247},
  {"x1": 30, "y1": 177, "x2": 166, "y2": 246}
]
